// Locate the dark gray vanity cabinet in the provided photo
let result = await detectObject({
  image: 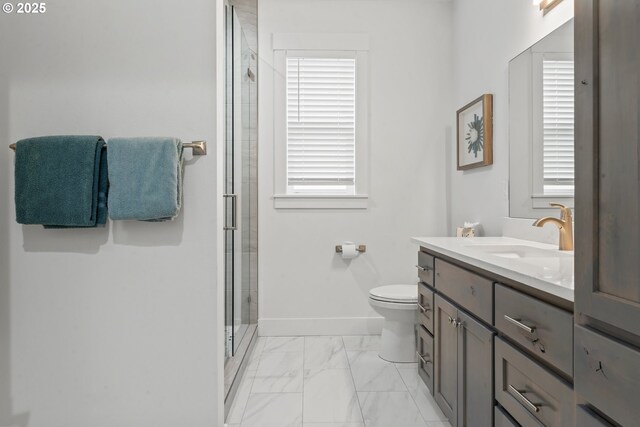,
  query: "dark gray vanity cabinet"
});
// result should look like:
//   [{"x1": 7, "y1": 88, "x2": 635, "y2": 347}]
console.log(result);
[
  {"x1": 434, "y1": 295, "x2": 458, "y2": 424},
  {"x1": 456, "y1": 308, "x2": 493, "y2": 427},
  {"x1": 417, "y1": 324, "x2": 434, "y2": 393},
  {"x1": 575, "y1": 0, "x2": 640, "y2": 347},
  {"x1": 495, "y1": 284, "x2": 573, "y2": 379},
  {"x1": 495, "y1": 338, "x2": 574, "y2": 427},
  {"x1": 417, "y1": 247, "x2": 575, "y2": 426},
  {"x1": 434, "y1": 294, "x2": 493, "y2": 427},
  {"x1": 417, "y1": 253, "x2": 436, "y2": 396},
  {"x1": 575, "y1": 0, "x2": 640, "y2": 424},
  {"x1": 418, "y1": 282, "x2": 434, "y2": 334}
]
